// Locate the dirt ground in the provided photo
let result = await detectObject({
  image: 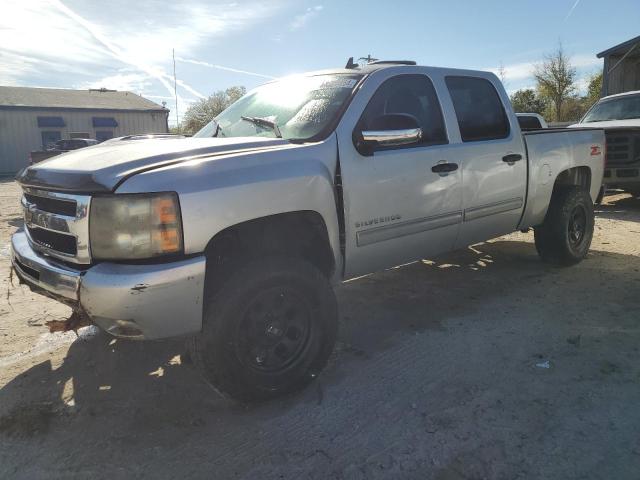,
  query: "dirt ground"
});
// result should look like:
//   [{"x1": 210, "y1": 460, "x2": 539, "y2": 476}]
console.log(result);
[{"x1": 1, "y1": 177, "x2": 639, "y2": 480}]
